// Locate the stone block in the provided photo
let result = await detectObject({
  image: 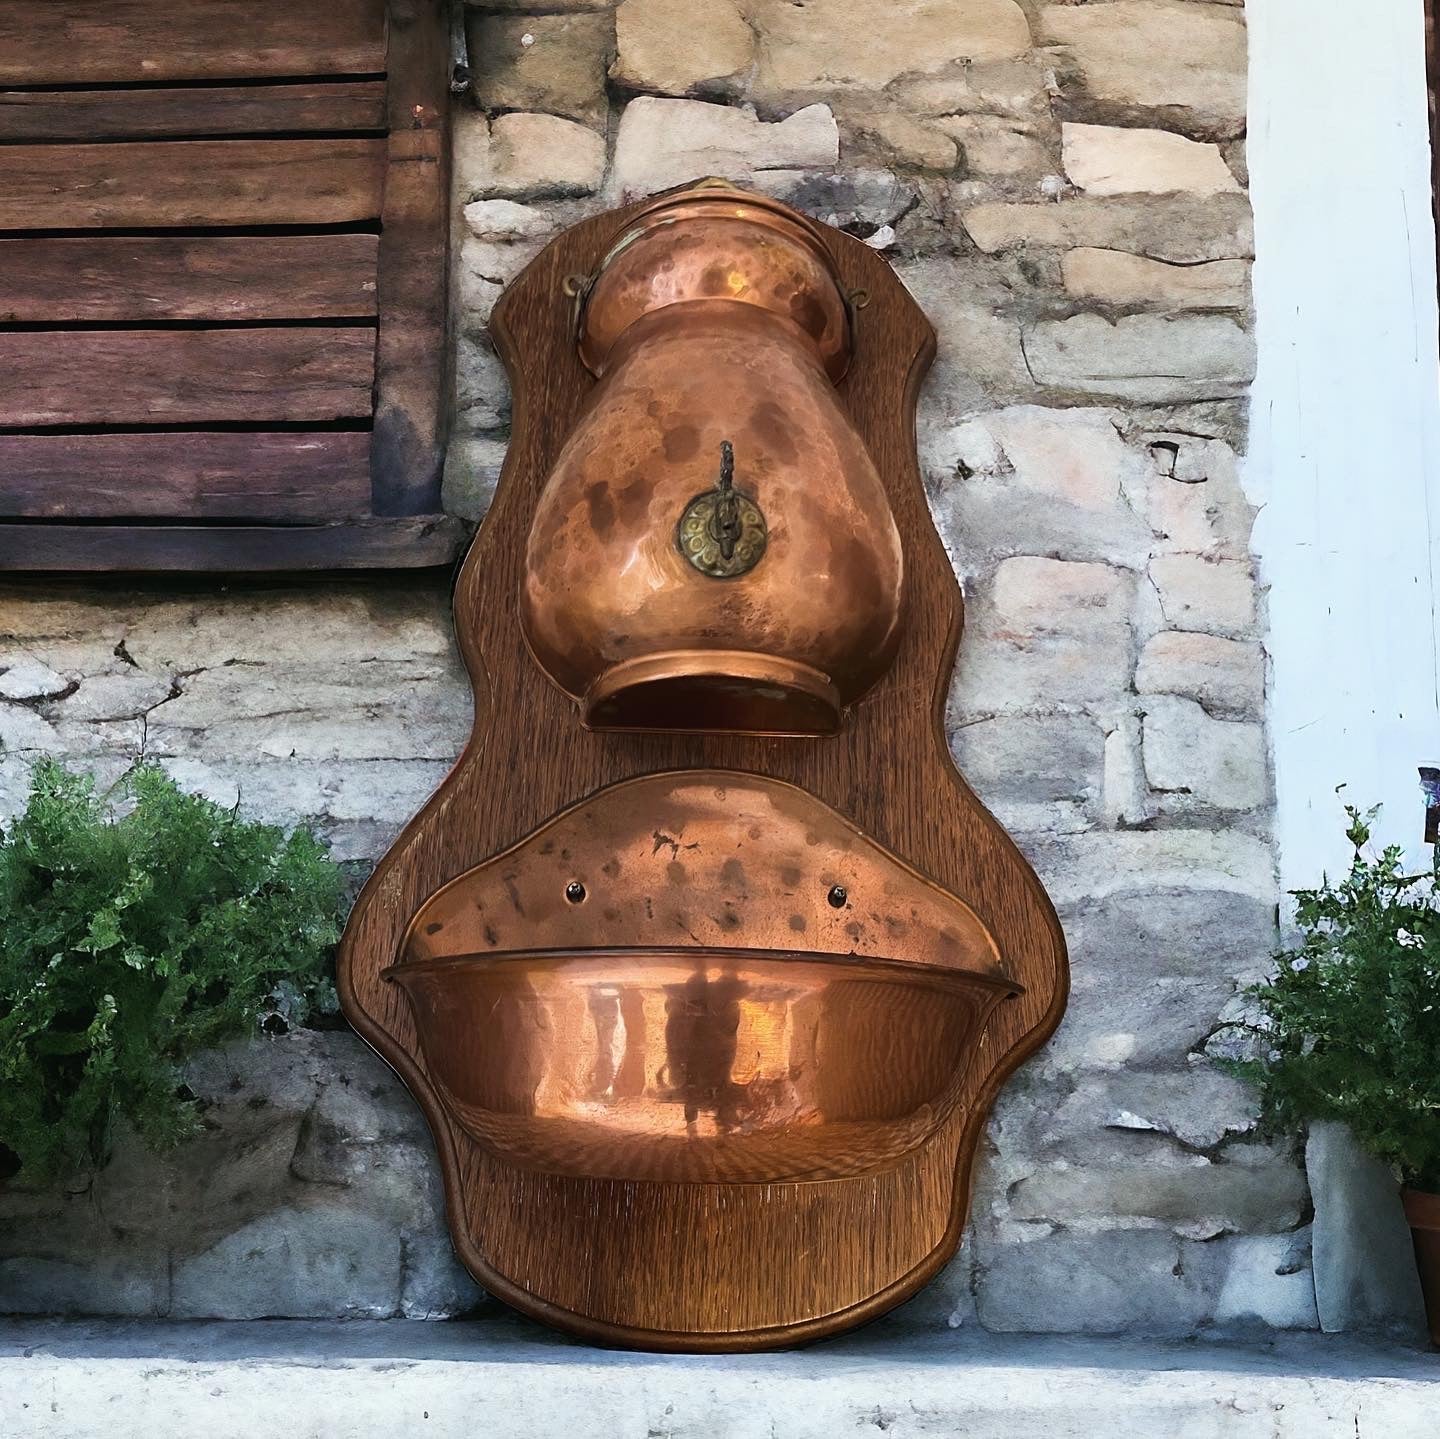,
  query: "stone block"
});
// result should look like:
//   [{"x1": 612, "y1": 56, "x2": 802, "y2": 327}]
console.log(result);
[
  {"x1": 611, "y1": 0, "x2": 754, "y2": 96},
  {"x1": 844, "y1": 110, "x2": 958, "y2": 171},
  {"x1": 1009, "y1": 1157, "x2": 1307, "y2": 1235},
  {"x1": 1149, "y1": 555, "x2": 1256, "y2": 636},
  {"x1": 938, "y1": 115, "x2": 1052, "y2": 178},
  {"x1": 951, "y1": 562, "x2": 1135, "y2": 717},
  {"x1": 1052, "y1": 891, "x2": 1275, "y2": 1070},
  {"x1": 1306, "y1": 1122, "x2": 1429, "y2": 1338},
  {"x1": 462, "y1": 199, "x2": 555, "y2": 242},
  {"x1": 58, "y1": 671, "x2": 173, "y2": 722},
  {"x1": 1023, "y1": 314, "x2": 1256, "y2": 402},
  {"x1": 142, "y1": 669, "x2": 467, "y2": 763},
  {"x1": 746, "y1": 0, "x2": 1032, "y2": 102},
  {"x1": 896, "y1": 55, "x2": 1052, "y2": 119},
  {"x1": 960, "y1": 194, "x2": 1253, "y2": 263},
  {"x1": 443, "y1": 435, "x2": 509, "y2": 522},
  {"x1": 156, "y1": 759, "x2": 453, "y2": 847},
  {"x1": 0, "y1": 702, "x2": 61, "y2": 754},
  {"x1": 950, "y1": 713, "x2": 1105, "y2": 834},
  {"x1": 1046, "y1": 1068, "x2": 1262, "y2": 1153},
  {"x1": 930, "y1": 405, "x2": 1156, "y2": 569},
  {"x1": 1136, "y1": 632, "x2": 1264, "y2": 718},
  {"x1": 1062, "y1": 249, "x2": 1250, "y2": 309},
  {"x1": 1027, "y1": 829, "x2": 1276, "y2": 909},
  {"x1": 1146, "y1": 436, "x2": 1256, "y2": 558},
  {"x1": 0, "y1": 656, "x2": 70, "y2": 700},
  {"x1": 456, "y1": 235, "x2": 544, "y2": 330},
  {"x1": 171, "y1": 1207, "x2": 402, "y2": 1320},
  {"x1": 401, "y1": 1229, "x2": 488, "y2": 1319},
  {"x1": 1141, "y1": 695, "x2": 1267, "y2": 811},
  {"x1": 990, "y1": 556, "x2": 1131, "y2": 637},
  {"x1": 1062, "y1": 123, "x2": 1240, "y2": 196},
  {"x1": 1039, "y1": 0, "x2": 1247, "y2": 139},
  {"x1": 976, "y1": 1229, "x2": 1210, "y2": 1335},
  {"x1": 1101, "y1": 713, "x2": 1148, "y2": 828},
  {"x1": 1207, "y1": 1231, "x2": 1320, "y2": 1331},
  {"x1": 890, "y1": 258, "x2": 1034, "y2": 412},
  {"x1": 455, "y1": 334, "x2": 511, "y2": 432},
  {"x1": 469, "y1": 12, "x2": 612, "y2": 127},
  {"x1": 461, "y1": 111, "x2": 606, "y2": 201},
  {"x1": 609, "y1": 98, "x2": 838, "y2": 198},
  {"x1": 755, "y1": 169, "x2": 916, "y2": 232},
  {"x1": 121, "y1": 590, "x2": 454, "y2": 672},
  {"x1": 0, "y1": 1254, "x2": 168, "y2": 1318}
]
